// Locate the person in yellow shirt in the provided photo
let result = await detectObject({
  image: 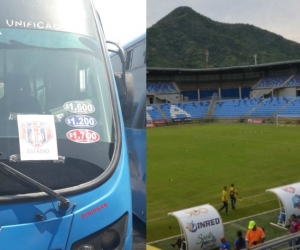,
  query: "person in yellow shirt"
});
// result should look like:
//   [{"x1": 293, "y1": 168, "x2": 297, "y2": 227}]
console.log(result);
[
  {"x1": 218, "y1": 186, "x2": 228, "y2": 214},
  {"x1": 229, "y1": 183, "x2": 240, "y2": 210}
]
